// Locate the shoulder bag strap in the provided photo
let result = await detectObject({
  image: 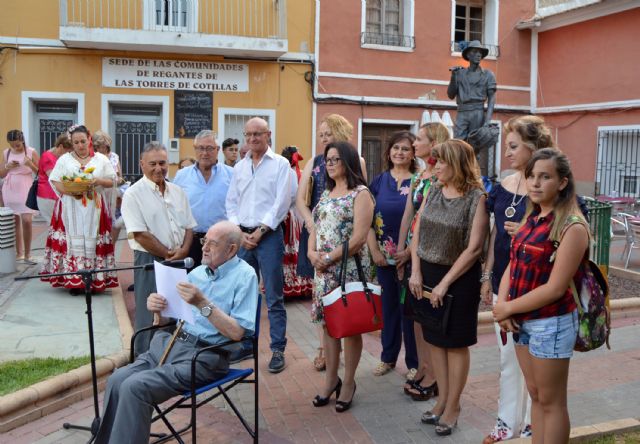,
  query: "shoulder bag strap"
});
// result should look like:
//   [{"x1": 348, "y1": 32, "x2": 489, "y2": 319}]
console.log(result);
[{"x1": 339, "y1": 239, "x2": 350, "y2": 293}]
